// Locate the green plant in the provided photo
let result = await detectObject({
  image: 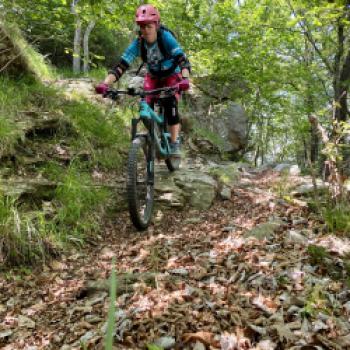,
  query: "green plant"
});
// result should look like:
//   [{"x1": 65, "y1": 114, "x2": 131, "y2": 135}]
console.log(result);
[
  {"x1": 271, "y1": 171, "x2": 293, "y2": 198},
  {"x1": 307, "y1": 244, "x2": 330, "y2": 265},
  {"x1": 0, "y1": 194, "x2": 55, "y2": 265},
  {"x1": 300, "y1": 285, "x2": 329, "y2": 318},
  {"x1": 149, "y1": 246, "x2": 161, "y2": 272},
  {"x1": 321, "y1": 202, "x2": 350, "y2": 233},
  {"x1": 105, "y1": 258, "x2": 117, "y2": 350},
  {"x1": 192, "y1": 122, "x2": 226, "y2": 152},
  {"x1": 146, "y1": 344, "x2": 163, "y2": 350},
  {"x1": 54, "y1": 163, "x2": 110, "y2": 240}
]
